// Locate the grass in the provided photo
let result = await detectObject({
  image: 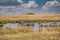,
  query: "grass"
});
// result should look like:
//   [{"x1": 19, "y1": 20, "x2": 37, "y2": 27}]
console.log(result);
[
  {"x1": 0, "y1": 14, "x2": 60, "y2": 21},
  {"x1": 0, "y1": 26, "x2": 33, "y2": 35},
  {"x1": 1, "y1": 33, "x2": 60, "y2": 40},
  {"x1": 0, "y1": 14, "x2": 60, "y2": 40},
  {"x1": 0, "y1": 26, "x2": 60, "y2": 40}
]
